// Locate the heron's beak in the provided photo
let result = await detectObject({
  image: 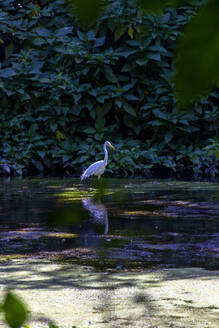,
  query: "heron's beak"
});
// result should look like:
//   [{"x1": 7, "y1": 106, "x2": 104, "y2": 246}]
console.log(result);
[{"x1": 110, "y1": 144, "x2": 115, "y2": 150}]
